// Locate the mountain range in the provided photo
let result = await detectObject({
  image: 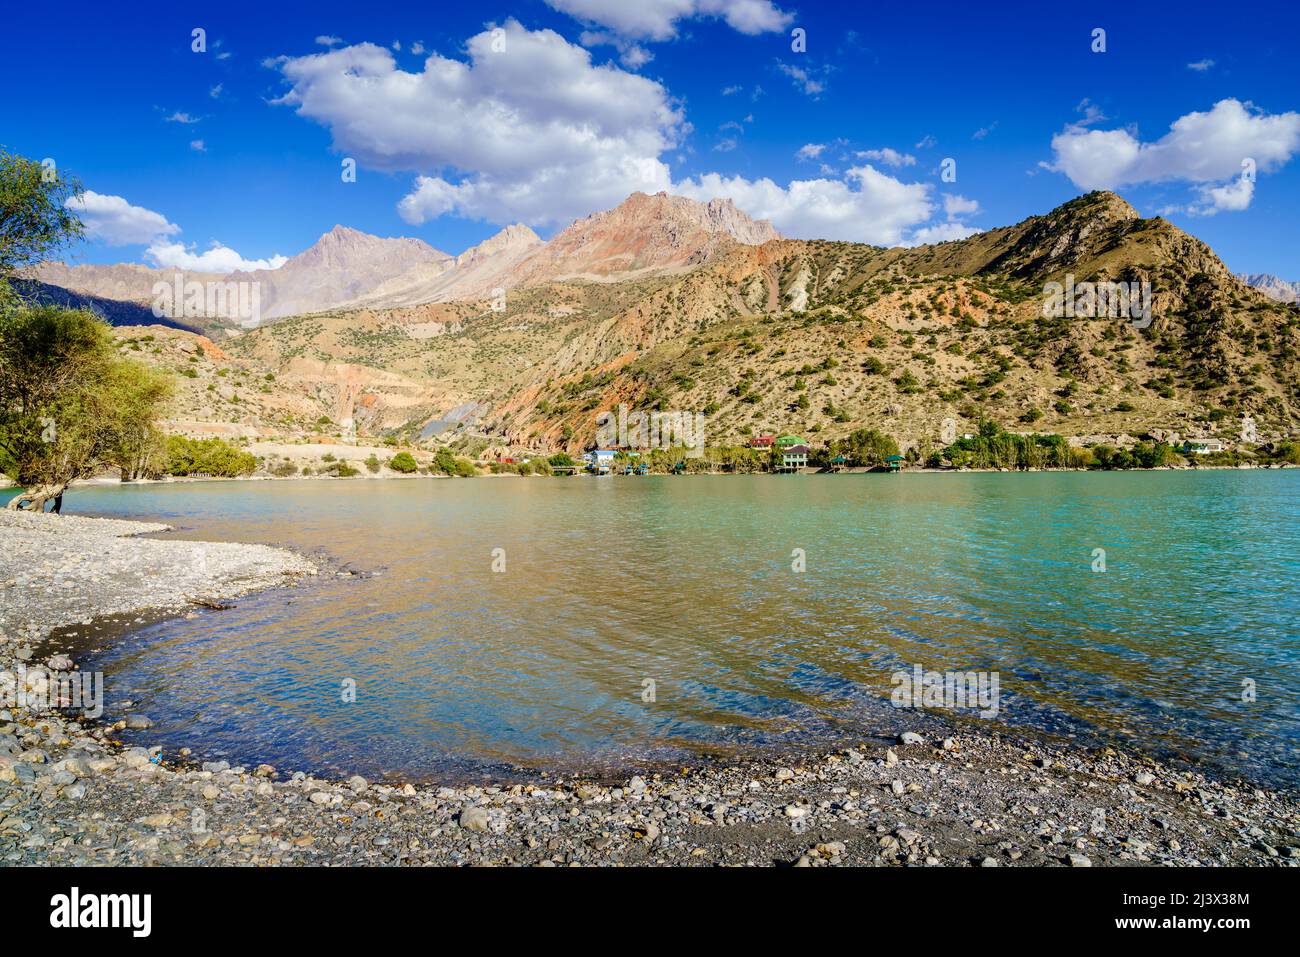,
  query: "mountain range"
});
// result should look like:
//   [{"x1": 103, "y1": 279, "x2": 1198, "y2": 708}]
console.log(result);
[
  {"x1": 32, "y1": 192, "x2": 781, "y2": 328},
  {"x1": 1239, "y1": 273, "x2": 1300, "y2": 304},
  {"x1": 31, "y1": 190, "x2": 1300, "y2": 460}
]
